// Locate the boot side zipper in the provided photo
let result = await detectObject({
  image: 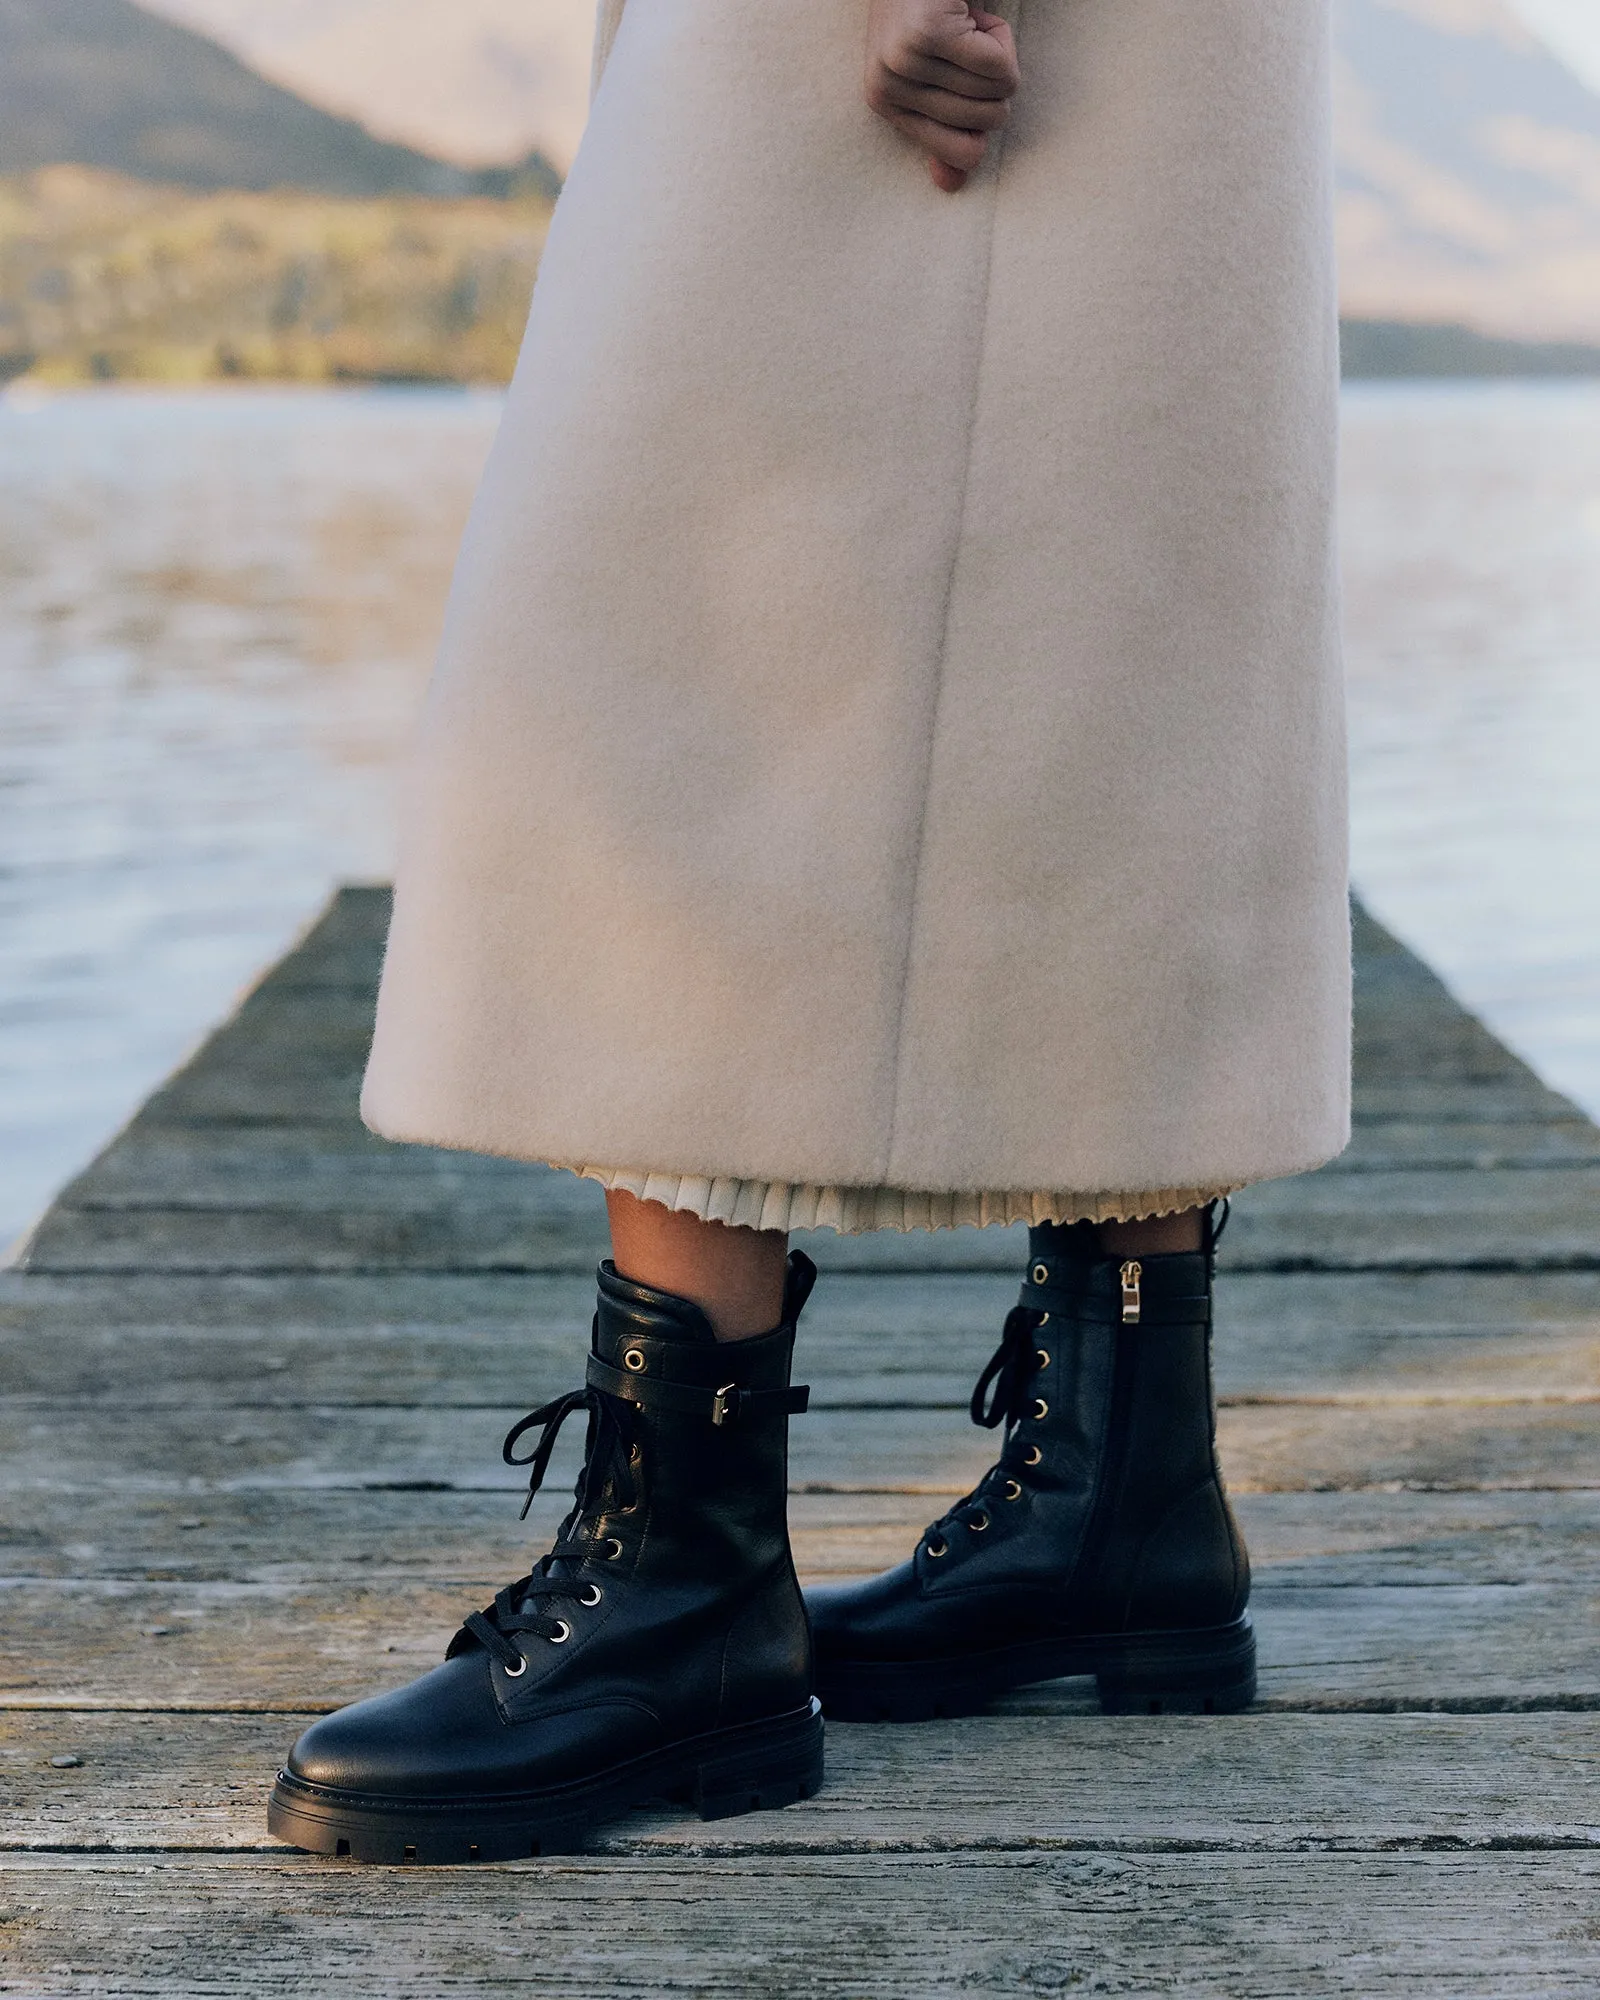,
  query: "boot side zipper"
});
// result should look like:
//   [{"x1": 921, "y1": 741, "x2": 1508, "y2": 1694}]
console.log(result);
[{"x1": 1120, "y1": 1260, "x2": 1142, "y2": 1324}]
